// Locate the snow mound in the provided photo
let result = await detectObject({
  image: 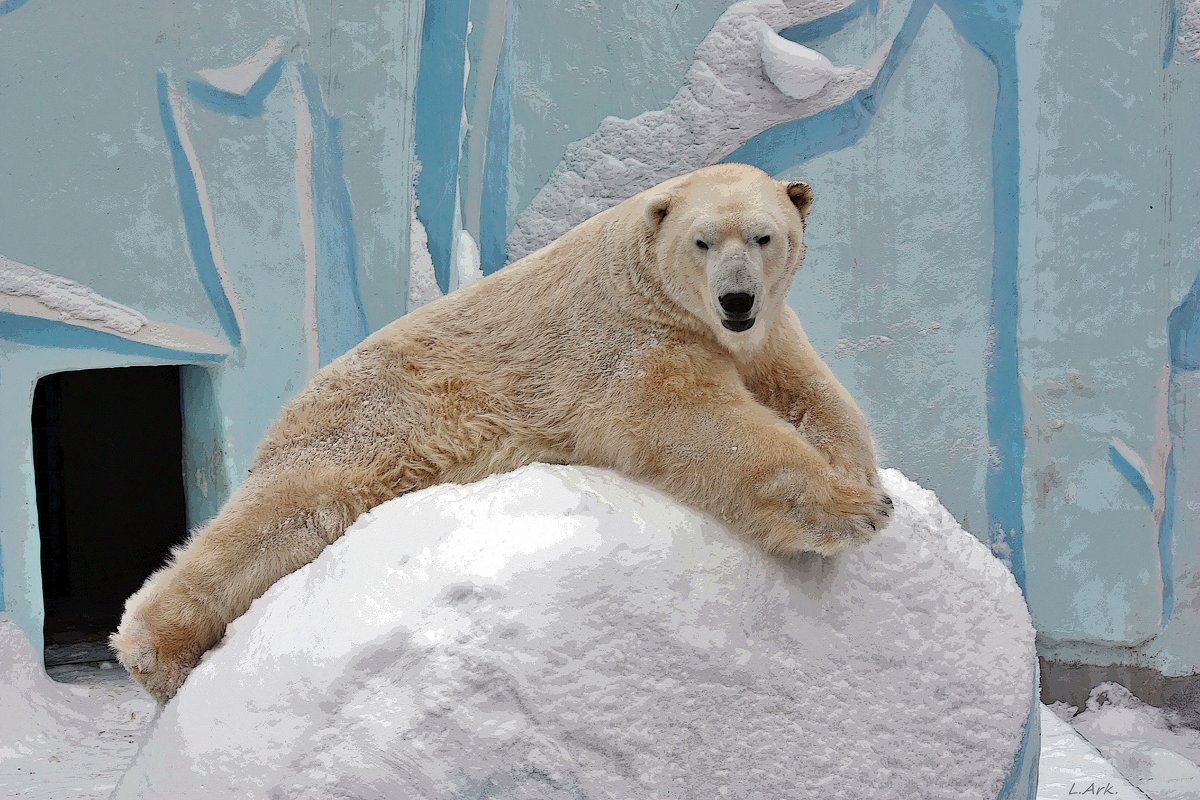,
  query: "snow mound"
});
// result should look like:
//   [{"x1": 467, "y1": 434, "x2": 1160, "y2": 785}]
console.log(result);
[
  {"x1": 1036, "y1": 706, "x2": 1144, "y2": 800},
  {"x1": 1065, "y1": 683, "x2": 1200, "y2": 800},
  {"x1": 0, "y1": 617, "x2": 156, "y2": 798},
  {"x1": 113, "y1": 465, "x2": 1036, "y2": 799},
  {"x1": 0, "y1": 618, "x2": 94, "y2": 766}
]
